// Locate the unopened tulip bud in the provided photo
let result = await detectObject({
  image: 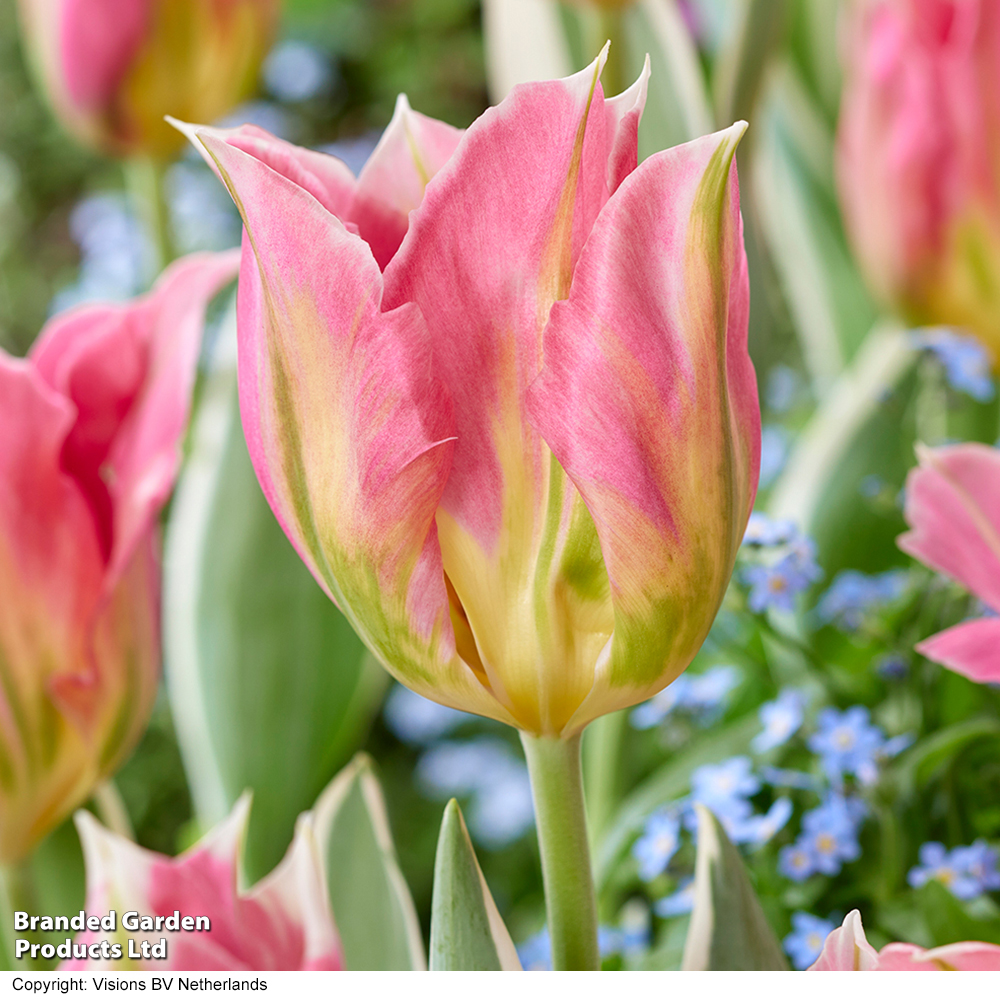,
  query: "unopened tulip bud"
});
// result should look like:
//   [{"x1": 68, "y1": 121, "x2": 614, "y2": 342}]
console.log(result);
[
  {"x1": 0, "y1": 251, "x2": 238, "y2": 863},
  {"x1": 17, "y1": 0, "x2": 279, "y2": 159},
  {"x1": 837, "y1": 0, "x2": 1000, "y2": 360}
]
